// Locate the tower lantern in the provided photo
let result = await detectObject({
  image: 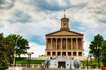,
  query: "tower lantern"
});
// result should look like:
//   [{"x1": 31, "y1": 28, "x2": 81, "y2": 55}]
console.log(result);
[{"x1": 60, "y1": 10, "x2": 70, "y2": 31}]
